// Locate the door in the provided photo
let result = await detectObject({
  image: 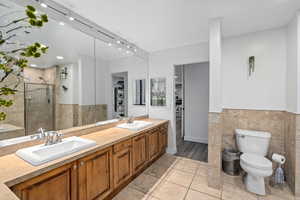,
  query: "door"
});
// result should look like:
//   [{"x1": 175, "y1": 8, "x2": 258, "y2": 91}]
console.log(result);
[
  {"x1": 147, "y1": 129, "x2": 159, "y2": 161},
  {"x1": 12, "y1": 163, "x2": 77, "y2": 200},
  {"x1": 113, "y1": 146, "x2": 132, "y2": 188},
  {"x1": 24, "y1": 83, "x2": 54, "y2": 135},
  {"x1": 78, "y1": 147, "x2": 113, "y2": 200},
  {"x1": 184, "y1": 63, "x2": 209, "y2": 144},
  {"x1": 132, "y1": 133, "x2": 147, "y2": 174}
]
